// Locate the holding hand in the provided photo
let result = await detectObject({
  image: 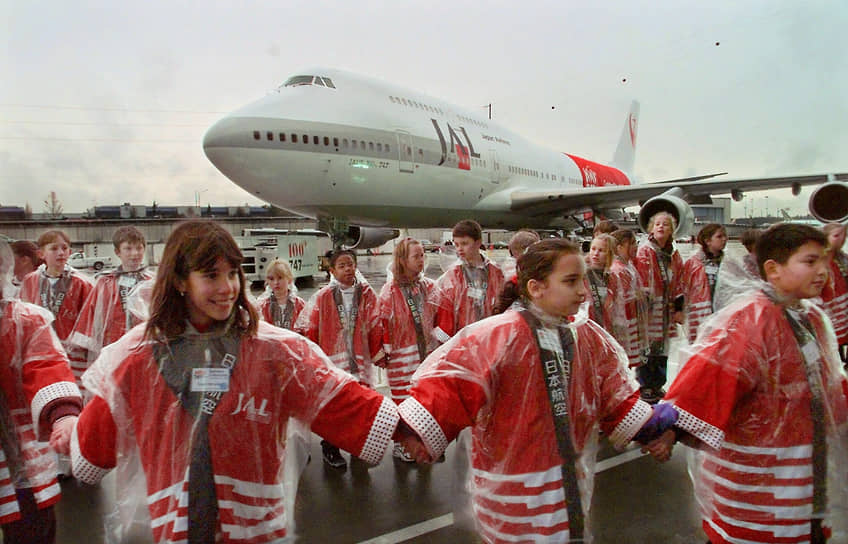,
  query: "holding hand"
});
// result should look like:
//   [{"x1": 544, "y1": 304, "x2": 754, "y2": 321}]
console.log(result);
[
  {"x1": 641, "y1": 429, "x2": 676, "y2": 462},
  {"x1": 49, "y1": 416, "x2": 78, "y2": 455}
]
